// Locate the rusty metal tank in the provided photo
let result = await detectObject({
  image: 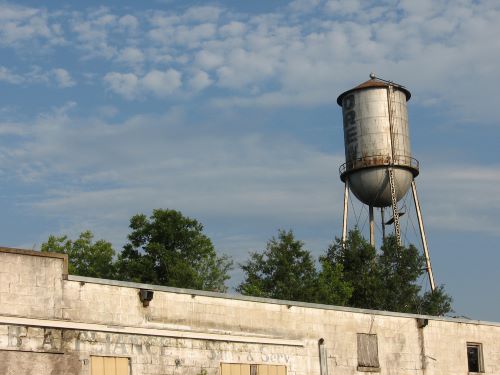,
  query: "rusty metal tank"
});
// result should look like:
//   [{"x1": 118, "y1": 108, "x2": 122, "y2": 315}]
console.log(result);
[{"x1": 337, "y1": 77, "x2": 419, "y2": 207}]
